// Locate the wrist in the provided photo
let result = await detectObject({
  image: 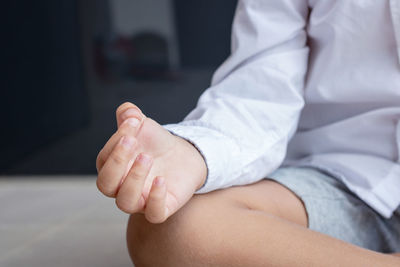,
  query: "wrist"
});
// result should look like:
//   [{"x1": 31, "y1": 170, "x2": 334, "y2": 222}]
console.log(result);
[{"x1": 174, "y1": 135, "x2": 208, "y2": 191}]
